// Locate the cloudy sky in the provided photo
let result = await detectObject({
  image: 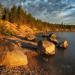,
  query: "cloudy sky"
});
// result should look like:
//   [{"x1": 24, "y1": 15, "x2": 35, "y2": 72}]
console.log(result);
[{"x1": 0, "y1": 0, "x2": 75, "y2": 25}]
